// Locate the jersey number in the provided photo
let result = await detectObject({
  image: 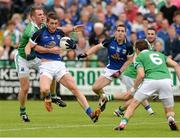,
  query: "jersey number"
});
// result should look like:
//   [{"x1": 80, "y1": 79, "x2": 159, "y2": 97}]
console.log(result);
[{"x1": 149, "y1": 53, "x2": 163, "y2": 65}]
